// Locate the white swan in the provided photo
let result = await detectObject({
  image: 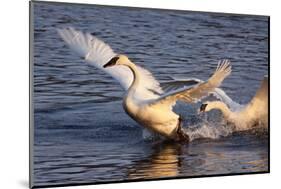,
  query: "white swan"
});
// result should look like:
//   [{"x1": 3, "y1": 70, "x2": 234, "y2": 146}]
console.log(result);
[
  {"x1": 199, "y1": 76, "x2": 268, "y2": 131},
  {"x1": 57, "y1": 27, "x2": 232, "y2": 142}
]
